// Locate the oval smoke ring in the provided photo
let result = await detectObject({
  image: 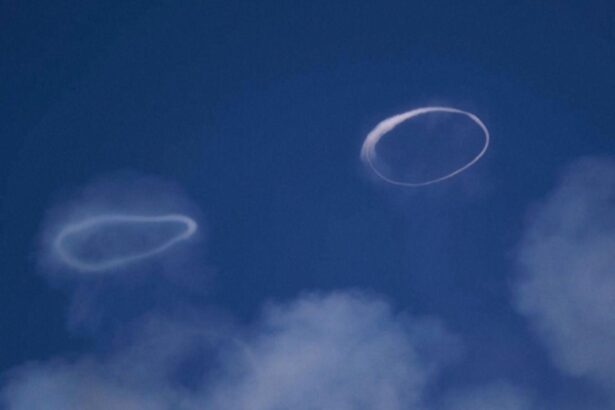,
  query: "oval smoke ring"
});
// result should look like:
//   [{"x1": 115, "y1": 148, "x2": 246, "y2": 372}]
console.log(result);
[
  {"x1": 361, "y1": 106, "x2": 490, "y2": 187},
  {"x1": 53, "y1": 214, "x2": 198, "y2": 272}
]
